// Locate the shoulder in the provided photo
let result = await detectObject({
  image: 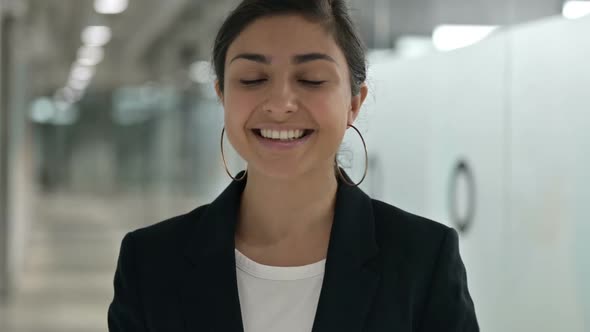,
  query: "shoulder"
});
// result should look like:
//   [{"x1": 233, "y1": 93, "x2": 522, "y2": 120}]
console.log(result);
[
  {"x1": 369, "y1": 199, "x2": 456, "y2": 264},
  {"x1": 368, "y1": 199, "x2": 478, "y2": 324},
  {"x1": 123, "y1": 204, "x2": 210, "y2": 256},
  {"x1": 371, "y1": 198, "x2": 451, "y2": 241},
  {"x1": 370, "y1": 200, "x2": 479, "y2": 330}
]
